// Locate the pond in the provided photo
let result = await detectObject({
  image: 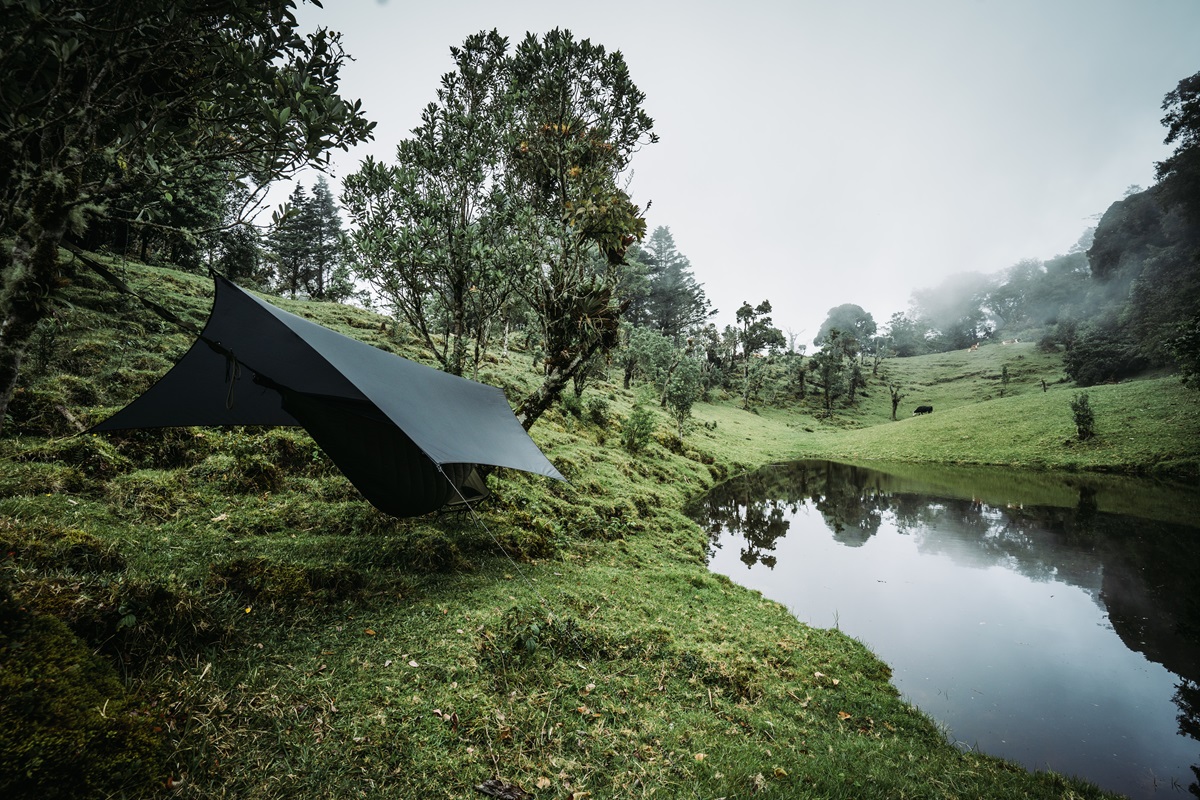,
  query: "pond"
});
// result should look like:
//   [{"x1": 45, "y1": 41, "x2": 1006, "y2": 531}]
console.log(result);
[{"x1": 687, "y1": 460, "x2": 1200, "y2": 799}]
